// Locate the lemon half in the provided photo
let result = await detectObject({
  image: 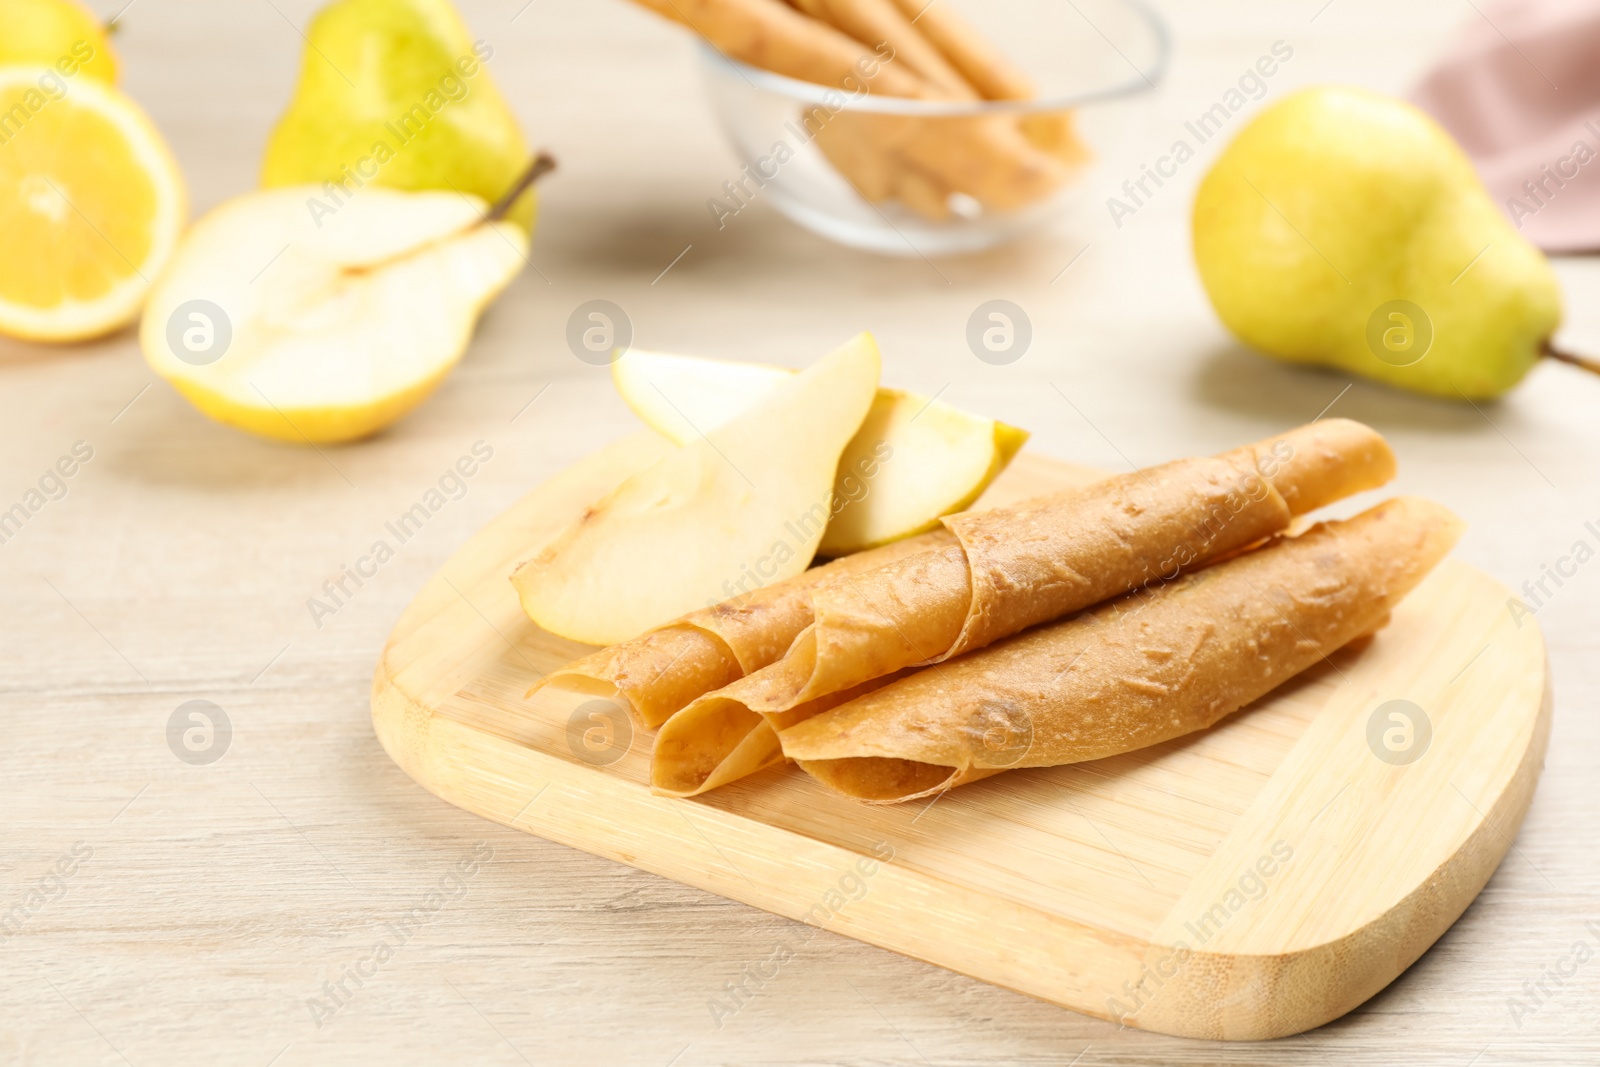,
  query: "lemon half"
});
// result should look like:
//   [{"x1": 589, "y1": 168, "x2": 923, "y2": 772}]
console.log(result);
[{"x1": 0, "y1": 68, "x2": 186, "y2": 341}]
